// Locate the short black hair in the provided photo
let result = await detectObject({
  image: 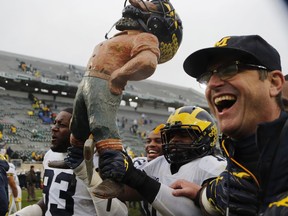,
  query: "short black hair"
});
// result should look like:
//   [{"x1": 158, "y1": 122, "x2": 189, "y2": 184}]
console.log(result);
[
  {"x1": 285, "y1": 74, "x2": 288, "y2": 81},
  {"x1": 62, "y1": 108, "x2": 73, "y2": 114}
]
